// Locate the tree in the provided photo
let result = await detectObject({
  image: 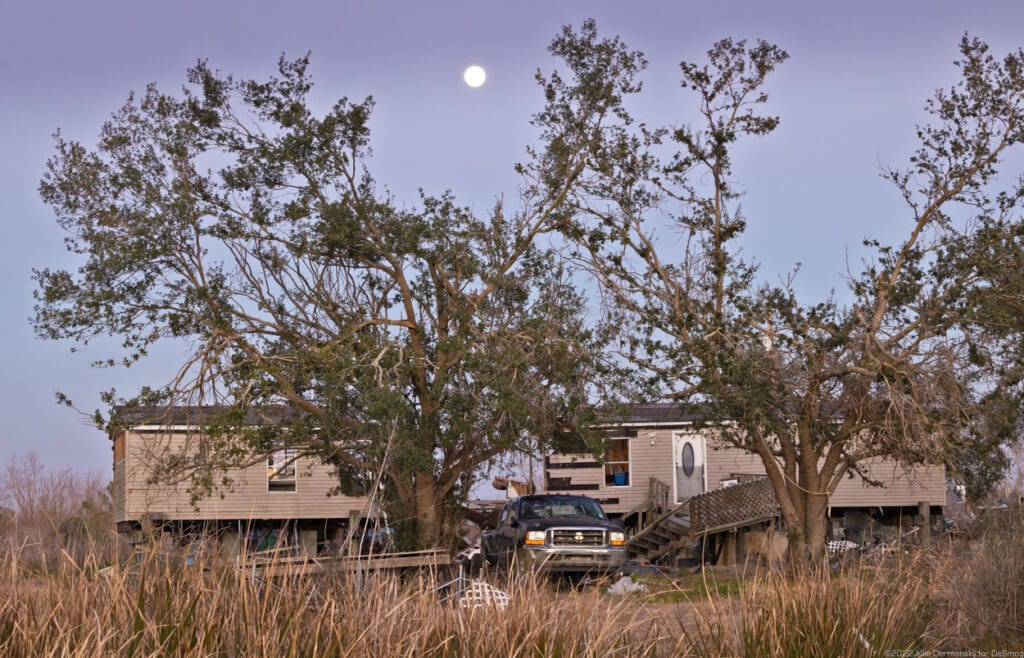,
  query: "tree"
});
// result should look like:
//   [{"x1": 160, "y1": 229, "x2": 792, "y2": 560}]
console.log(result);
[
  {"x1": 0, "y1": 452, "x2": 113, "y2": 566},
  {"x1": 532, "y1": 23, "x2": 1024, "y2": 567},
  {"x1": 33, "y1": 56, "x2": 611, "y2": 547}
]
